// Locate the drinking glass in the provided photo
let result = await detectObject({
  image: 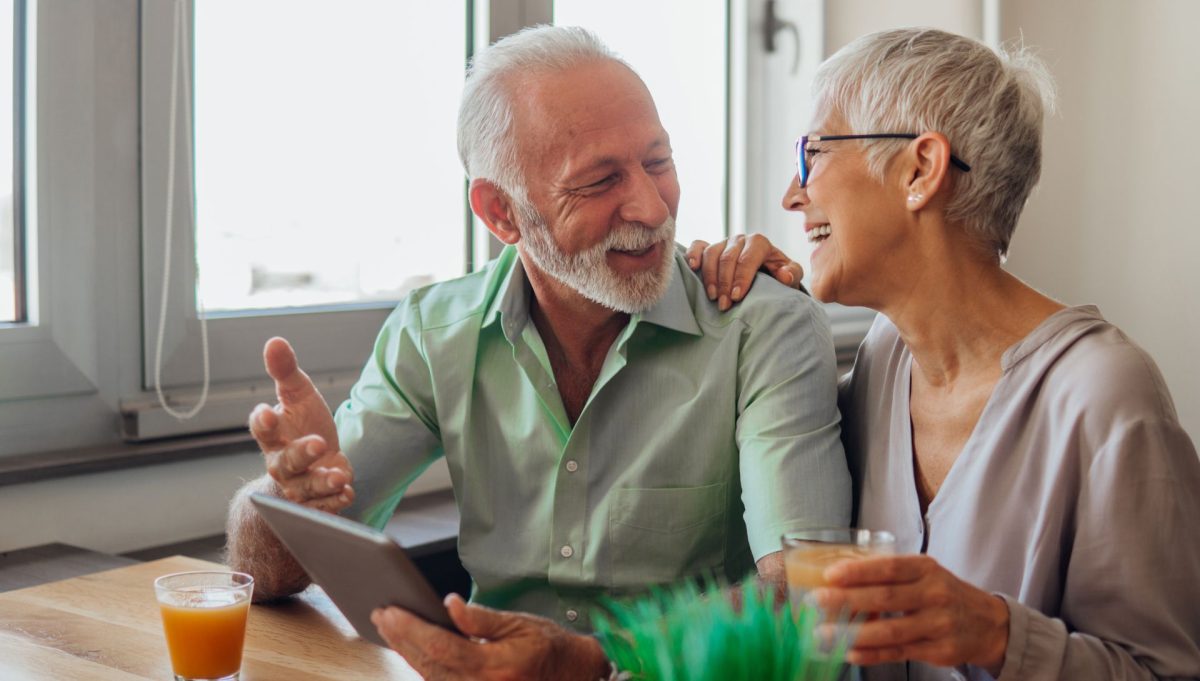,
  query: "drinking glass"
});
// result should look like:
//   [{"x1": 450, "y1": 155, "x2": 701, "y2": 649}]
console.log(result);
[
  {"x1": 782, "y1": 528, "x2": 895, "y2": 650},
  {"x1": 154, "y1": 571, "x2": 254, "y2": 681}
]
